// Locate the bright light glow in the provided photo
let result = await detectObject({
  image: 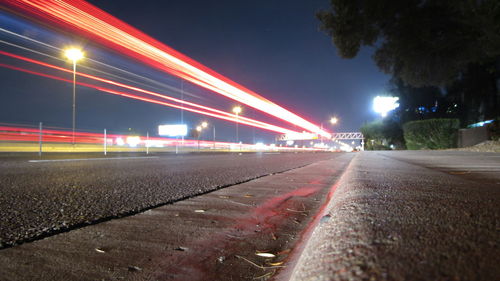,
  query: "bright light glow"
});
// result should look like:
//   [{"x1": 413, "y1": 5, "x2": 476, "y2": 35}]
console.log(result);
[
  {"x1": 232, "y1": 106, "x2": 242, "y2": 115},
  {"x1": 126, "y1": 136, "x2": 141, "y2": 147},
  {"x1": 330, "y1": 117, "x2": 338, "y2": 124},
  {"x1": 373, "y1": 96, "x2": 399, "y2": 117},
  {"x1": 64, "y1": 48, "x2": 84, "y2": 62},
  {"x1": 255, "y1": 142, "x2": 265, "y2": 149},
  {"x1": 115, "y1": 137, "x2": 125, "y2": 146},
  {"x1": 201, "y1": 121, "x2": 208, "y2": 128},
  {"x1": 313, "y1": 143, "x2": 328, "y2": 148},
  {"x1": 158, "y1": 124, "x2": 188, "y2": 137},
  {"x1": 340, "y1": 145, "x2": 353, "y2": 152},
  {"x1": 196, "y1": 126, "x2": 202, "y2": 132},
  {"x1": 286, "y1": 140, "x2": 294, "y2": 146}
]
